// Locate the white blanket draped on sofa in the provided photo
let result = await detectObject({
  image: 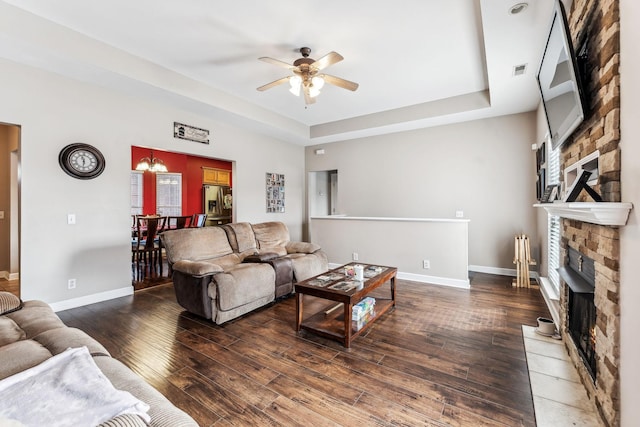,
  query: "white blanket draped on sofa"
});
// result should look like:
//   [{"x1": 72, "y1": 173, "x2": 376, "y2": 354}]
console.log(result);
[{"x1": 0, "y1": 346, "x2": 150, "y2": 427}]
